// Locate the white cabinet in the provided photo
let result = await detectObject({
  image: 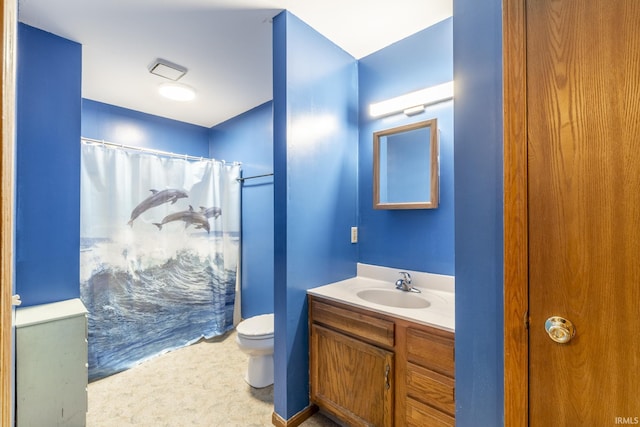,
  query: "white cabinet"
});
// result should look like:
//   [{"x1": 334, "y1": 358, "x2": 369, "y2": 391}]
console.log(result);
[{"x1": 15, "y1": 298, "x2": 88, "y2": 427}]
